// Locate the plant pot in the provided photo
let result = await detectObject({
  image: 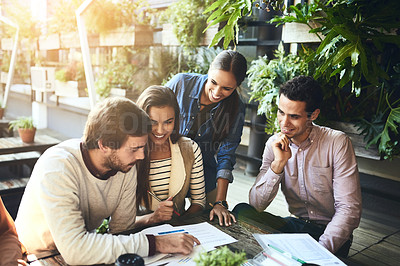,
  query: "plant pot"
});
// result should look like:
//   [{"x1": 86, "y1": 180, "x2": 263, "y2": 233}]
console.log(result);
[
  {"x1": 282, "y1": 22, "x2": 324, "y2": 43},
  {"x1": 99, "y1": 25, "x2": 153, "y2": 47},
  {"x1": 30, "y1": 67, "x2": 56, "y2": 92},
  {"x1": 18, "y1": 127, "x2": 36, "y2": 143},
  {"x1": 162, "y1": 23, "x2": 219, "y2": 46},
  {"x1": 39, "y1": 33, "x2": 60, "y2": 50},
  {"x1": 0, "y1": 108, "x2": 4, "y2": 120},
  {"x1": 55, "y1": 80, "x2": 87, "y2": 97}
]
